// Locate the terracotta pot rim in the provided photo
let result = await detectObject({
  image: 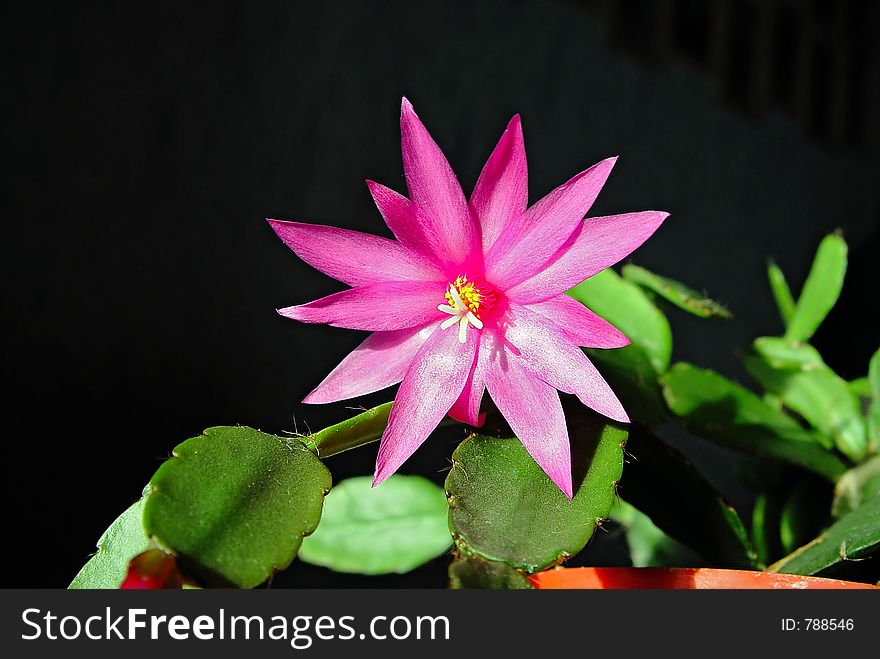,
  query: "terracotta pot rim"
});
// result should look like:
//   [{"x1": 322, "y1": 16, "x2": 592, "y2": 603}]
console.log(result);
[{"x1": 529, "y1": 566, "x2": 877, "y2": 590}]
